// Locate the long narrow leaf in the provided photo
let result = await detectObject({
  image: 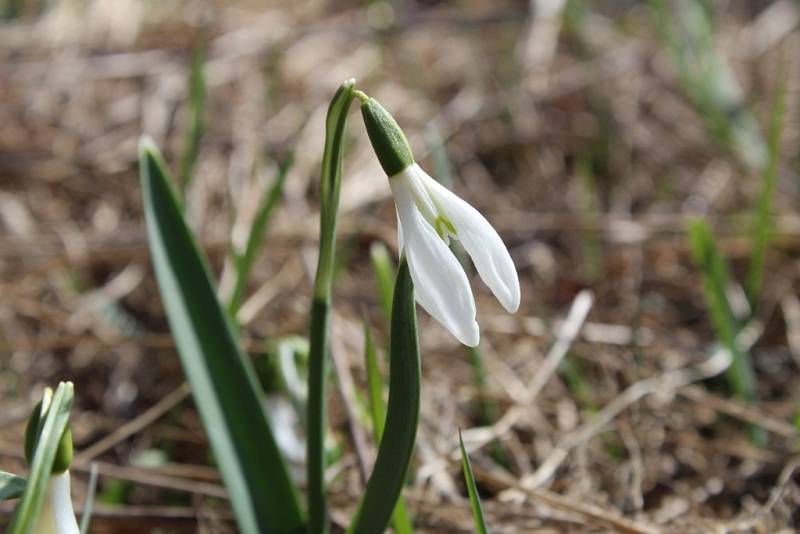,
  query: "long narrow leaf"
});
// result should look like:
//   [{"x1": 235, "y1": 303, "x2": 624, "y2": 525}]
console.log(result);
[
  {"x1": 369, "y1": 242, "x2": 395, "y2": 322},
  {"x1": 0, "y1": 472, "x2": 26, "y2": 503},
  {"x1": 648, "y1": 0, "x2": 766, "y2": 171},
  {"x1": 349, "y1": 258, "x2": 420, "y2": 534},
  {"x1": 179, "y1": 39, "x2": 207, "y2": 193},
  {"x1": 139, "y1": 138, "x2": 303, "y2": 534},
  {"x1": 459, "y1": 429, "x2": 489, "y2": 534},
  {"x1": 228, "y1": 153, "x2": 293, "y2": 316},
  {"x1": 746, "y1": 77, "x2": 786, "y2": 308},
  {"x1": 363, "y1": 321, "x2": 386, "y2": 441},
  {"x1": 79, "y1": 462, "x2": 99, "y2": 534},
  {"x1": 362, "y1": 319, "x2": 413, "y2": 534},
  {"x1": 687, "y1": 219, "x2": 755, "y2": 403},
  {"x1": 8, "y1": 382, "x2": 74, "y2": 534}
]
